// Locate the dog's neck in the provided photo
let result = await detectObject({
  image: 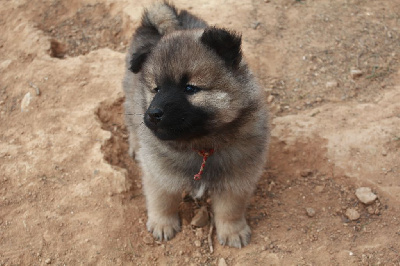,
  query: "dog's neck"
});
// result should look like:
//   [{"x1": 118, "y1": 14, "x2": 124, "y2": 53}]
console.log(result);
[{"x1": 193, "y1": 148, "x2": 215, "y2": 181}]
